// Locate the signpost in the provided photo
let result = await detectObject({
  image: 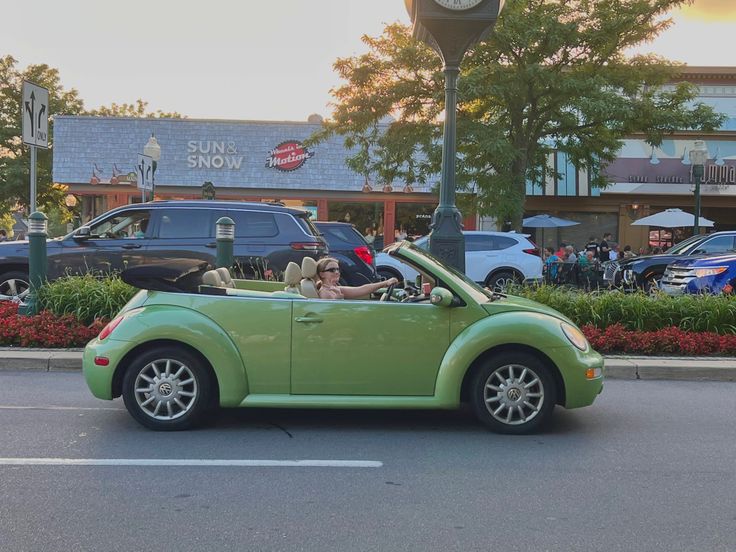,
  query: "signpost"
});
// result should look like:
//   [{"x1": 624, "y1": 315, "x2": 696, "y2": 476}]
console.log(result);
[
  {"x1": 21, "y1": 81, "x2": 49, "y2": 213},
  {"x1": 137, "y1": 154, "x2": 154, "y2": 202}
]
